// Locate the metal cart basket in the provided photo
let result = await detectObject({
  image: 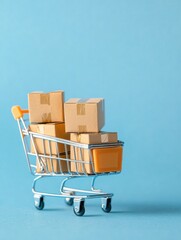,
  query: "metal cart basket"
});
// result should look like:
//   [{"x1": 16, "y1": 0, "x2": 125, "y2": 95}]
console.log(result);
[{"x1": 12, "y1": 106, "x2": 124, "y2": 216}]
